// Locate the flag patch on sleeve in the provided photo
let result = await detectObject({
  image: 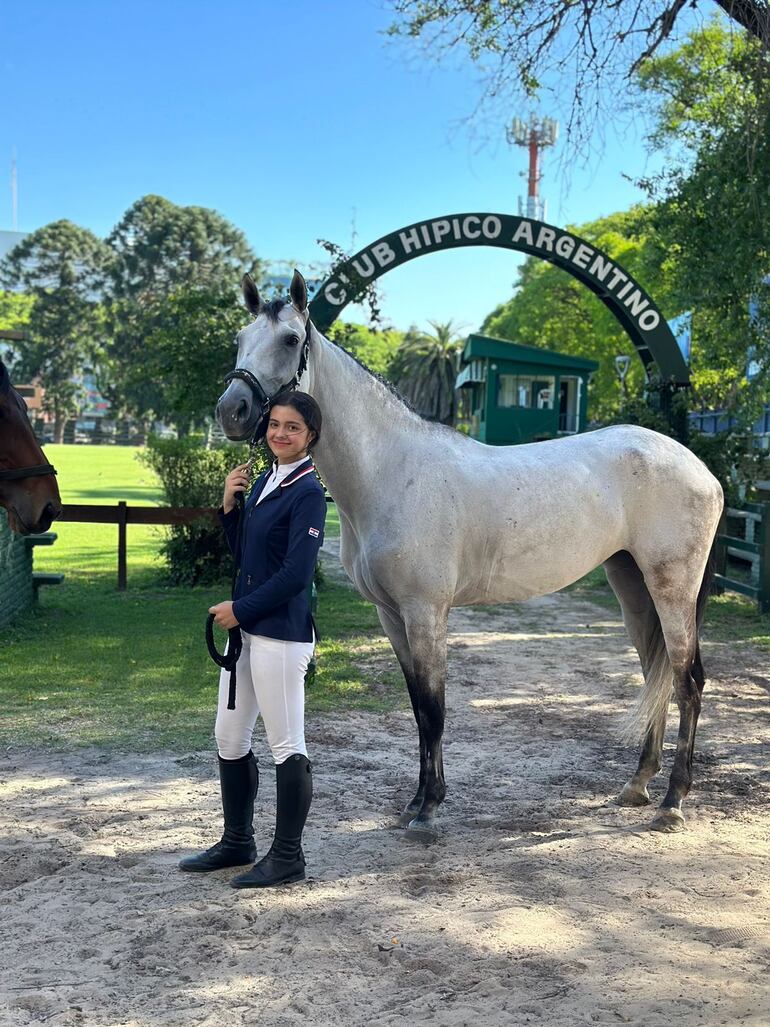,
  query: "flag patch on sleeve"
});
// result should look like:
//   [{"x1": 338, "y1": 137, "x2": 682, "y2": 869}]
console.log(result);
[{"x1": 308, "y1": 527, "x2": 320, "y2": 538}]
